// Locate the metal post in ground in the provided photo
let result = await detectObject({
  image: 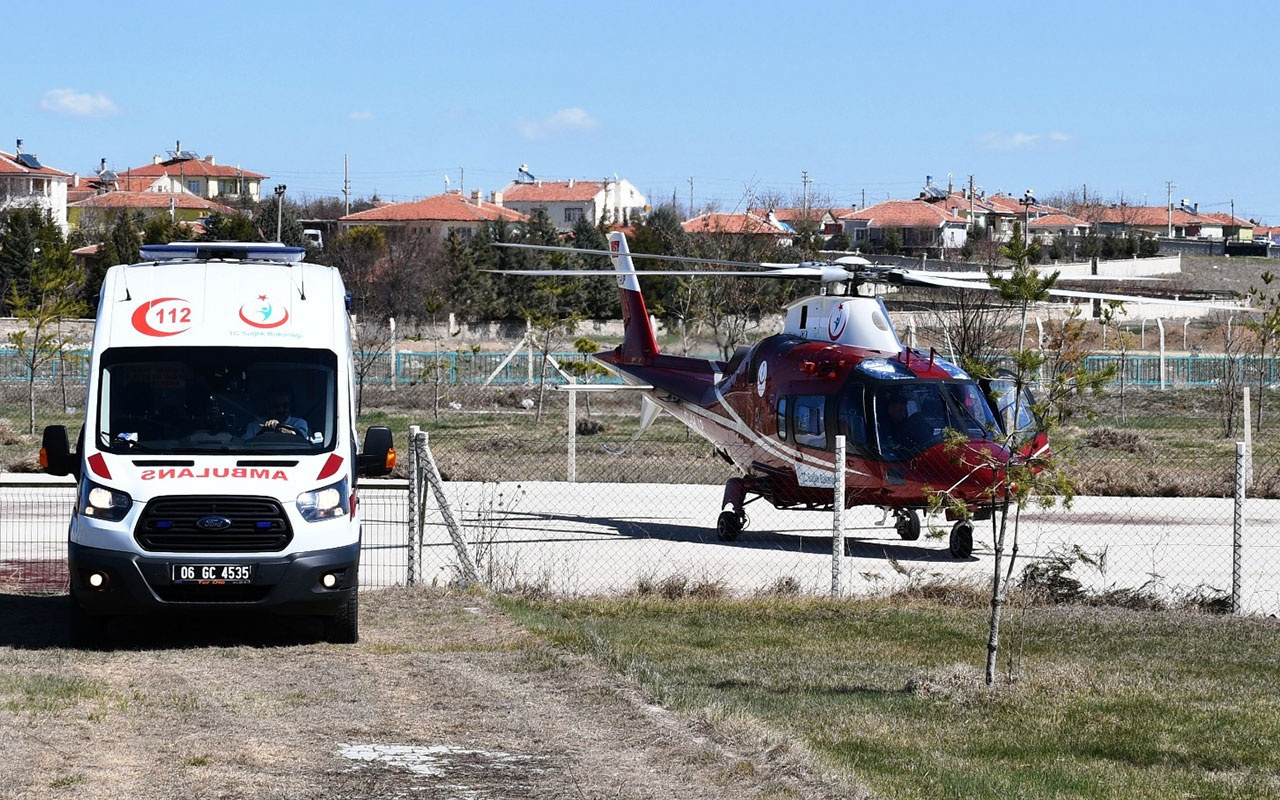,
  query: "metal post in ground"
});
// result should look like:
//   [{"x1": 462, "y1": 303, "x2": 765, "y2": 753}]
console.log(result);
[
  {"x1": 406, "y1": 425, "x2": 420, "y2": 586},
  {"x1": 567, "y1": 388, "x2": 577, "y2": 483},
  {"x1": 1233, "y1": 441, "x2": 1245, "y2": 614},
  {"x1": 832, "y1": 435, "x2": 846, "y2": 597},
  {"x1": 421, "y1": 430, "x2": 480, "y2": 586}
]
